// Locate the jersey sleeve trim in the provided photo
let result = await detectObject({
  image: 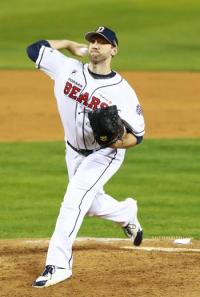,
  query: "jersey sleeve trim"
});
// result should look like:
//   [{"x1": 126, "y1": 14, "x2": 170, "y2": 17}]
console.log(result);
[
  {"x1": 135, "y1": 135, "x2": 143, "y2": 145},
  {"x1": 36, "y1": 46, "x2": 46, "y2": 69},
  {"x1": 133, "y1": 129, "x2": 145, "y2": 136},
  {"x1": 26, "y1": 40, "x2": 50, "y2": 63},
  {"x1": 122, "y1": 119, "x2": 145, "y2": 137}
]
